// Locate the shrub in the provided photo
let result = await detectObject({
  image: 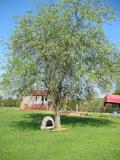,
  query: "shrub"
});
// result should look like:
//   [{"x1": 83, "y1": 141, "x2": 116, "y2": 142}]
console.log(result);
[{"x1": 0, "y1": 98, "x2": 20, "y2": 108}]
